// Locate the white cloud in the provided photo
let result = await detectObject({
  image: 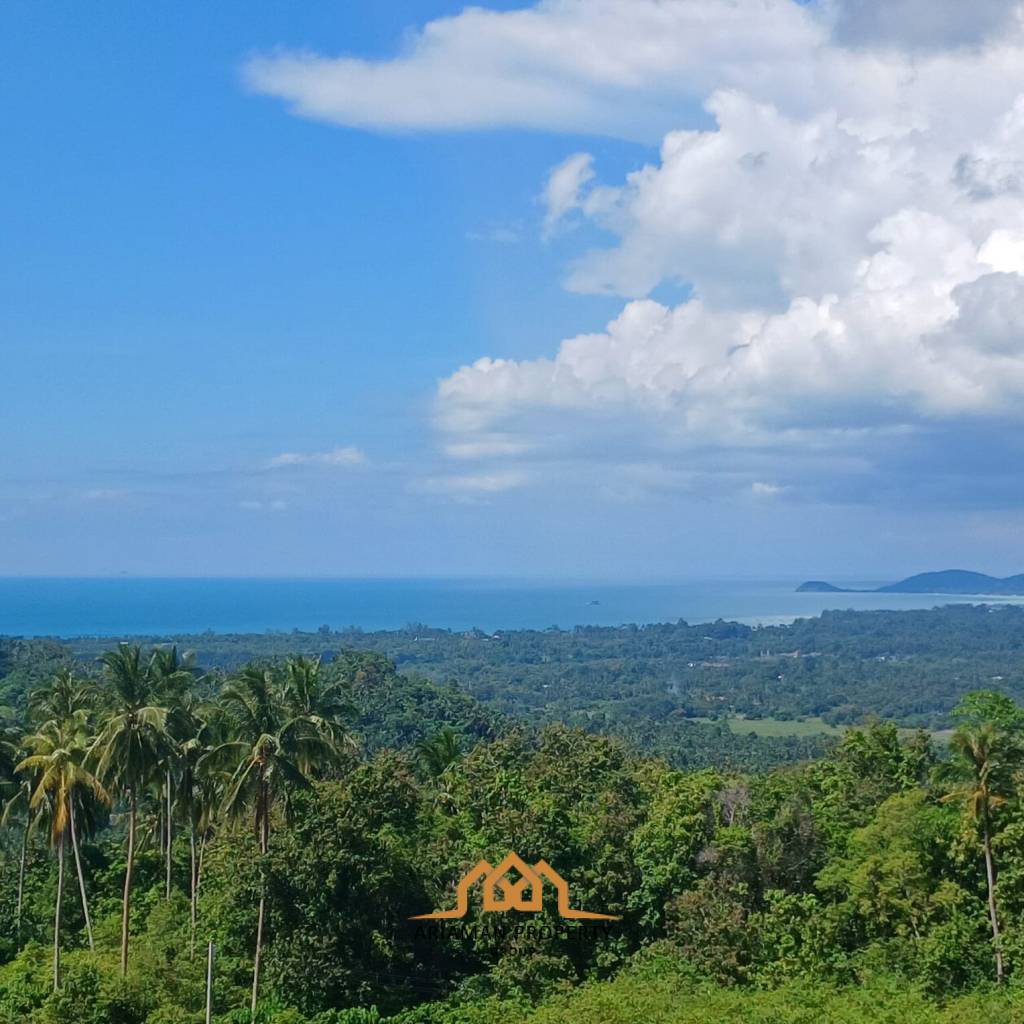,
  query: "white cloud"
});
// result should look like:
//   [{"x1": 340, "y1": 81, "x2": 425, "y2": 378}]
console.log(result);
[
  {"x1": 444, "y1": 436, "x2": 533, "y2": 460},
  {"x1": 431, "y1": 3, "x2": 1024, "y2": 507},
  {"x1": 266, "y1": 446, "x2": 366, "y2": 469},
  {"x1": 542, "y1": 152, "x2": 594, "y2": 237},
  {"x1": 242, "y1": 0, "x2": 824, "y2": 142},
  {"x1": 246, "y1": 0, "x2": 1024, "y2": 508},
  {"x1": 979, "y1": 228, "x2": 1024, "y2": 273},
  {"x1": 752, "y1": 482, "x2": 783, "y2": 497},
  {"x1": 244, "y1": 2, "x2": 1024, "y2": 142},
  {"x1": 415, "y1": 470, "x2": 528, "y2": 496}
]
